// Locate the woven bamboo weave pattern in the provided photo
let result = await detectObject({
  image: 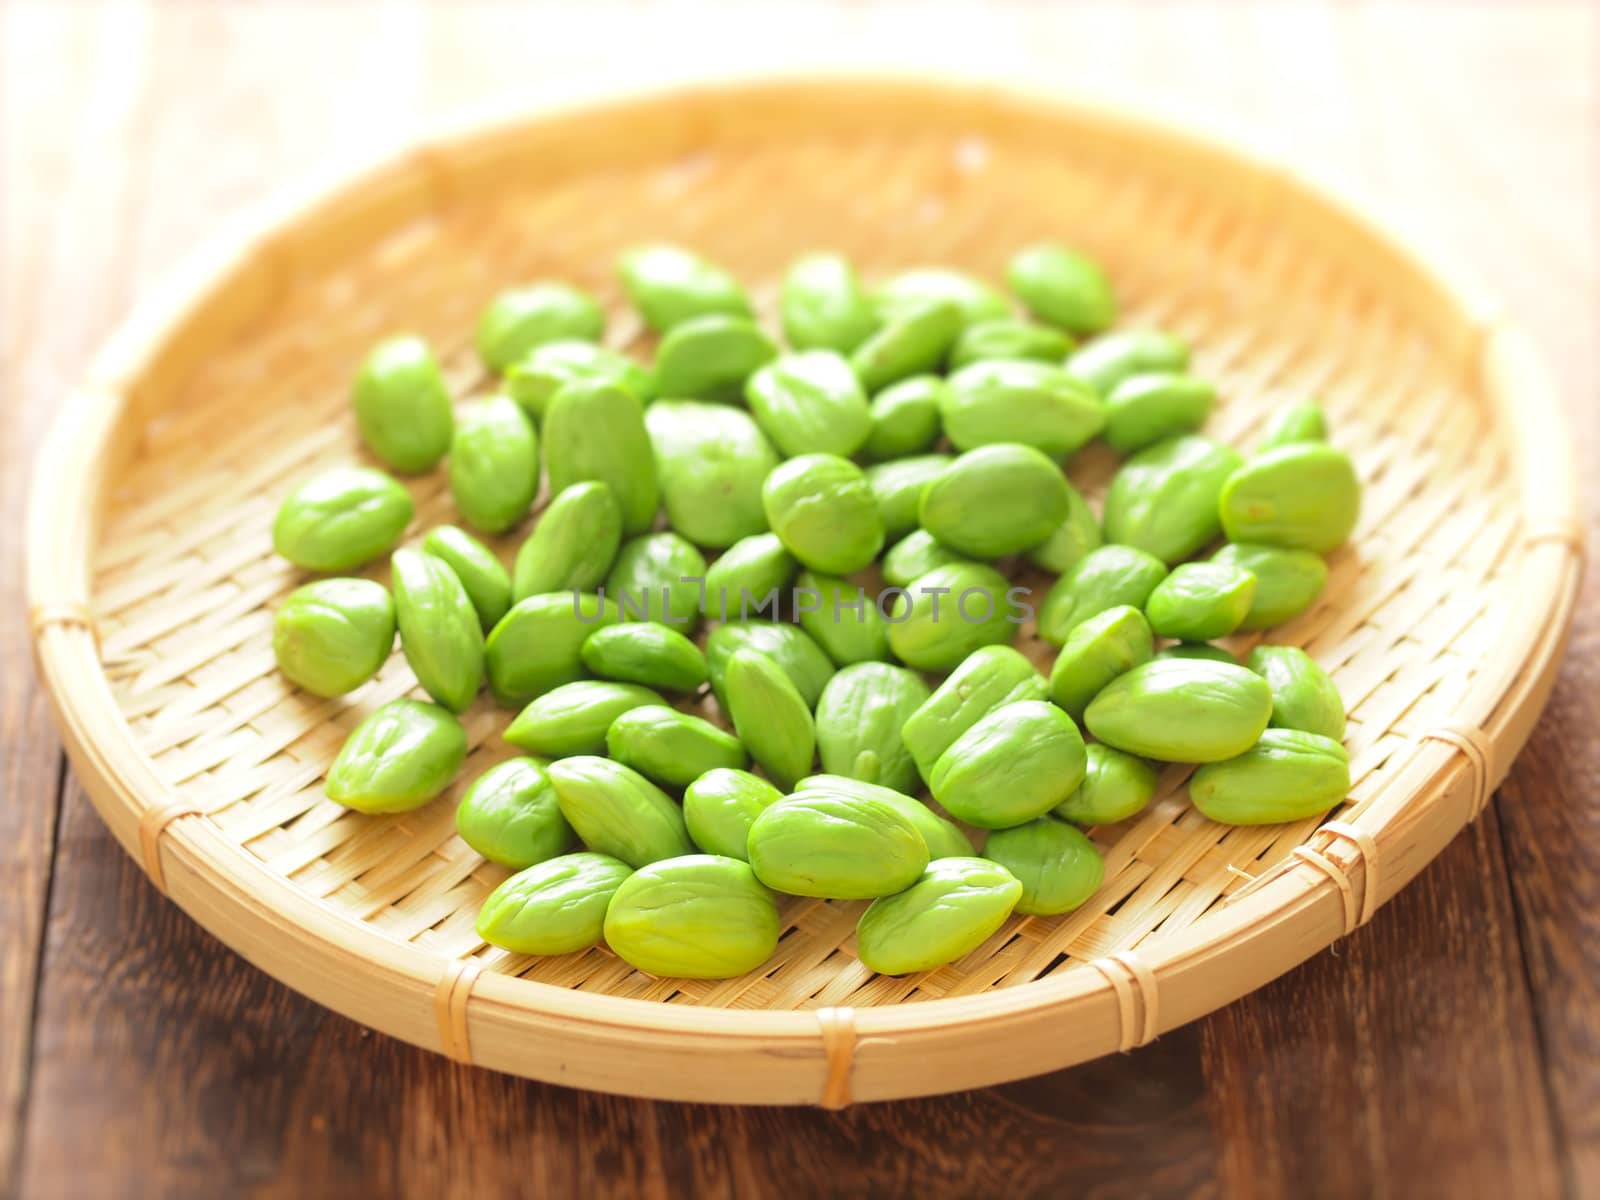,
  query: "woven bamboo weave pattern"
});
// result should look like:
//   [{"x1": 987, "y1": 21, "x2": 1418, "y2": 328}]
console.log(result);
[
  {"x1": 38, "y1": 82, "x2": 1574, "y2": 1096},
  {"x1": 86, "y1": 121, "x2": 1519, "y2": 1012}
]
